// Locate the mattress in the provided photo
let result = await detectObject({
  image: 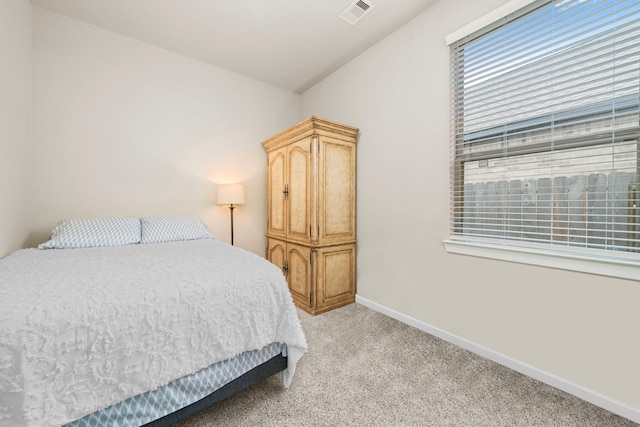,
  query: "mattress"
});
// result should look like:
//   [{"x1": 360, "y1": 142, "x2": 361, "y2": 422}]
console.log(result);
[{"x1": 0, "y1": 239, "x2": 306, "y2": 426}]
